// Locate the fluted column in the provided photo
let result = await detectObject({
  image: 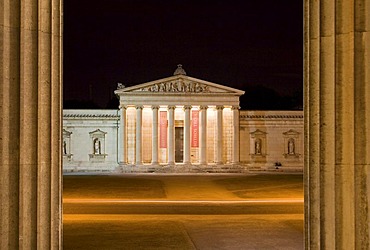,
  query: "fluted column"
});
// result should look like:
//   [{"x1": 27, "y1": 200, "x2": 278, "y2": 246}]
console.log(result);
[
  {"x1": 135, "y1": 105, "x2": 143, "y2": 165},
  {"x1": 215, "y1": 106, "x2": 224, "y2": 164},
  {"x1": 120, "y1": 105, "x2": 127, "y2": 165},
  {"x1": 167, "y1": 106, "x2": 176, "y2": 165},
  {"x1": 183, "y1": 105, "x2": 192, "y2": 164},
  {"x1": 0, "y1": 0, "x2": 63, "y2": 249},
  {"x1": 199, "y1": 105, "x2": 208, "y2": 165},
  {"x1": 151, "y1": 105, "x2": 159, "y2": 165},
  {"x1": 353, "y1": 3, "x2": 370, "y2": 250},
  {"x1": 305, "y1": 0, "x2": 370, "y2": 249},
  {"x1": 232, "y1": 106, "x2": 240, "y2": 164}
]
